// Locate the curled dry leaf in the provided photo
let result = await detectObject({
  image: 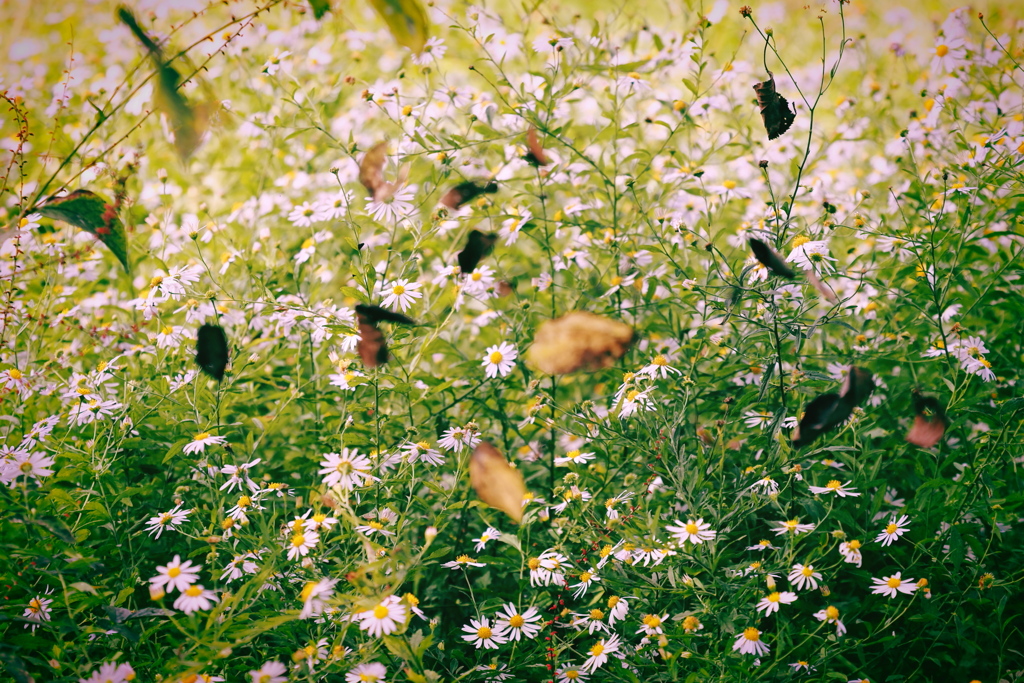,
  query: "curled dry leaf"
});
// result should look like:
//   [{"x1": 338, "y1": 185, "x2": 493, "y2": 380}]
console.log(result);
[
  {"x1": 195, "y1": 323, "x2": 229, "y2": 381},
  {"x1": 906, "y1": 391, "x2": 947, "y2": 448},
  {"x1": 753, "y1": 71, "x2": 796, "y2": 140},
  {"x1": 457, "y1": 229, "x2": 498, "y2": 274},
  {"x1": 748, "y1": 237, "x2": 795, "y2": 278},
  {"x1": 469, "y1": 441, "x2": 526, "y2": 523},
  {"x1": 527, "y1": 311, "x2": 635, "y2": 375},
  {"x1": 524, "y1": 128, "x2": 550, "y2": 166},
  {"x1": 439, "y1": 181, "x2": 498, "y2": 210},
  {"x1": 355, "y1": 303, "x2": 415, "y2": 368},
  {"x1": 792, "y1": 366, "x2": 874, "y2": 448}
]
